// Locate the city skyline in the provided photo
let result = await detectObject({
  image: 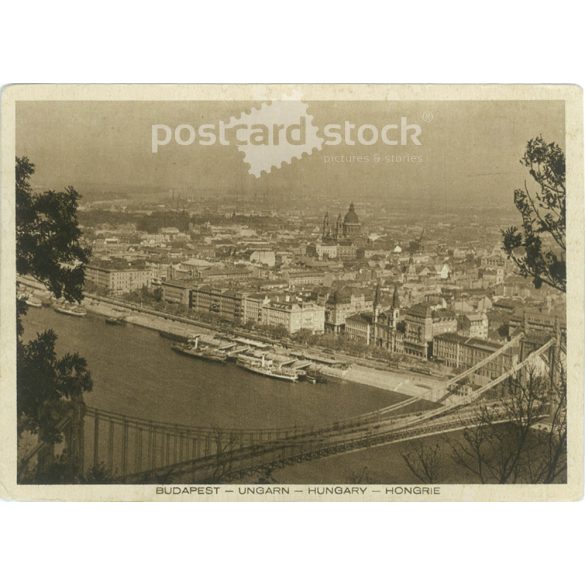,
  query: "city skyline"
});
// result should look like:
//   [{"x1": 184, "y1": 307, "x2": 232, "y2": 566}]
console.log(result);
[{"x1": 16, "y1": 100, "x2": 564, "y2": 210}]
